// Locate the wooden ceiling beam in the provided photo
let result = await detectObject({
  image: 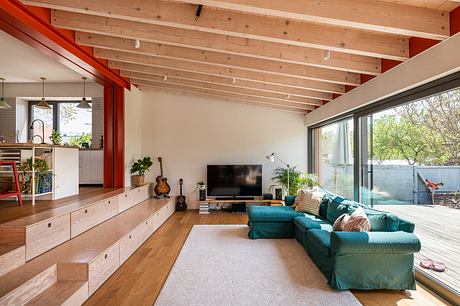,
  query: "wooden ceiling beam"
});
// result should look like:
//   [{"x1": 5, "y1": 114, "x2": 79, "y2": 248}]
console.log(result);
[
  {"x1": 137, "y1": 82, "x2": 311, "y2": 114},
  {"x1": 25, "y1": 1, "x2": 409, "y2": 60},
  {"x1": 168, "y1": 0, "x2": 449, "y2": 40},
  {"x1": 130, "y1": 76, "x2": 321, "y2": 106},
  {"x1": 104, "y1": 57, "x2": 346, "y2": 94},
  {"x1": 50, "y1": 10, "x2": 381, "y2": 75},
  {"x1": 78, "y1": 33, "x2": 360, "y2": 86},
  {"x1": 121, "y1": 70, "x2": 332, "y2": 101}
]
